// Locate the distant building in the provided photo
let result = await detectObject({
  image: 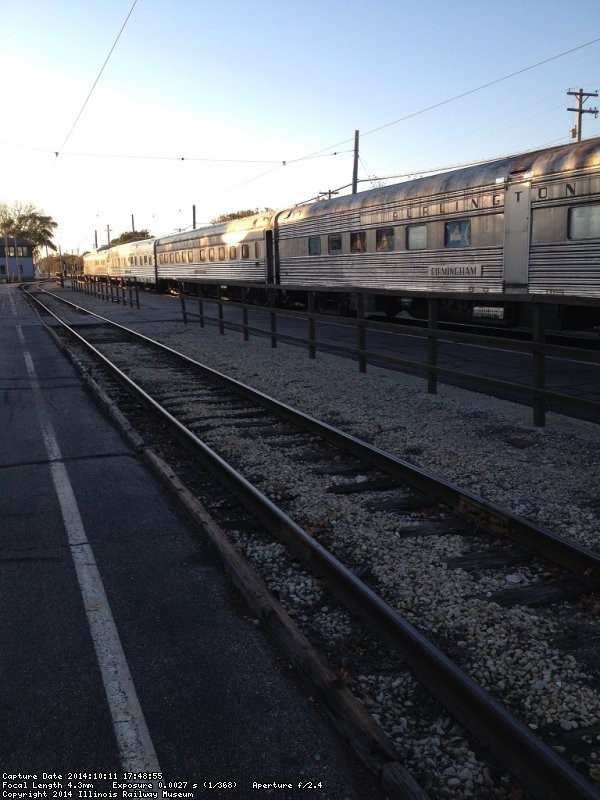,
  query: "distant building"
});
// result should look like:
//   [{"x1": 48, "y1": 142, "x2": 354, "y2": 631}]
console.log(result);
[{"x1": 0, "y1": 239, "x2": 35, "y2": 282}]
